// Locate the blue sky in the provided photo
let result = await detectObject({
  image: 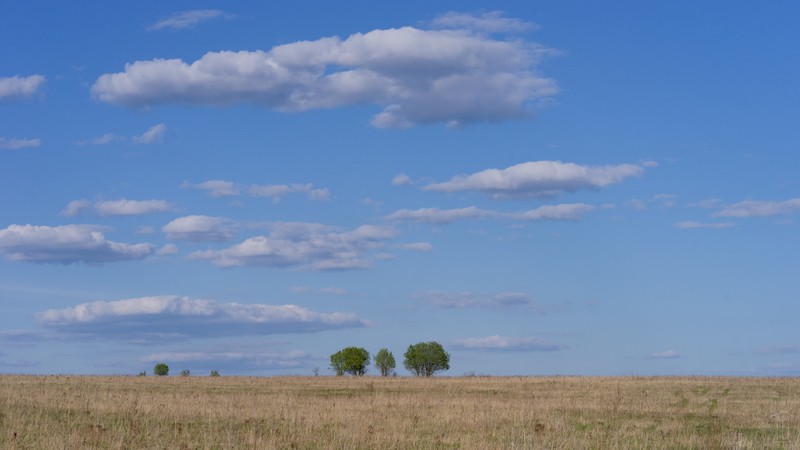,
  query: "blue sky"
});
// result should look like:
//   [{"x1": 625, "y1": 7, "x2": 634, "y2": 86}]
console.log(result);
[{"x1": 1, "y1": 1, "x2": 799, "y2": 376}]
